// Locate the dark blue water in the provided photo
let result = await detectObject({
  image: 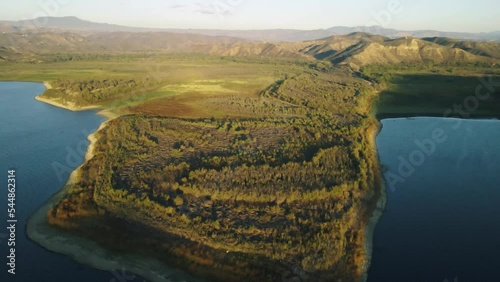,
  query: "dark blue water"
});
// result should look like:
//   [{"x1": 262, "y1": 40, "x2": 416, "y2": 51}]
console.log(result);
[
  {"x1": 0, "y1": 82, "x2": 118, "y2": 282},
  {"x1": 369, "y1": 117, "x2": 500, "y2": 282}
]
